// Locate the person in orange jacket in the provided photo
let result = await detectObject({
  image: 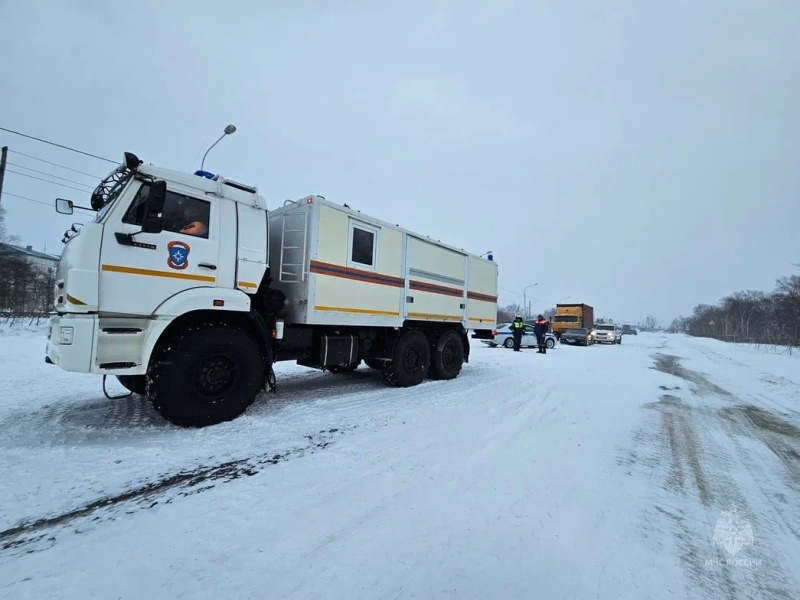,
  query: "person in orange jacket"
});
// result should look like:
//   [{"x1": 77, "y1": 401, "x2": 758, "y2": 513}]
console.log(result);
[
  {"x1": 534, "y1": 315, "x2": 549, "y2": 353},
  {"x1": 179, "y1": 204, "x2": 208, "y2": 237}
]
